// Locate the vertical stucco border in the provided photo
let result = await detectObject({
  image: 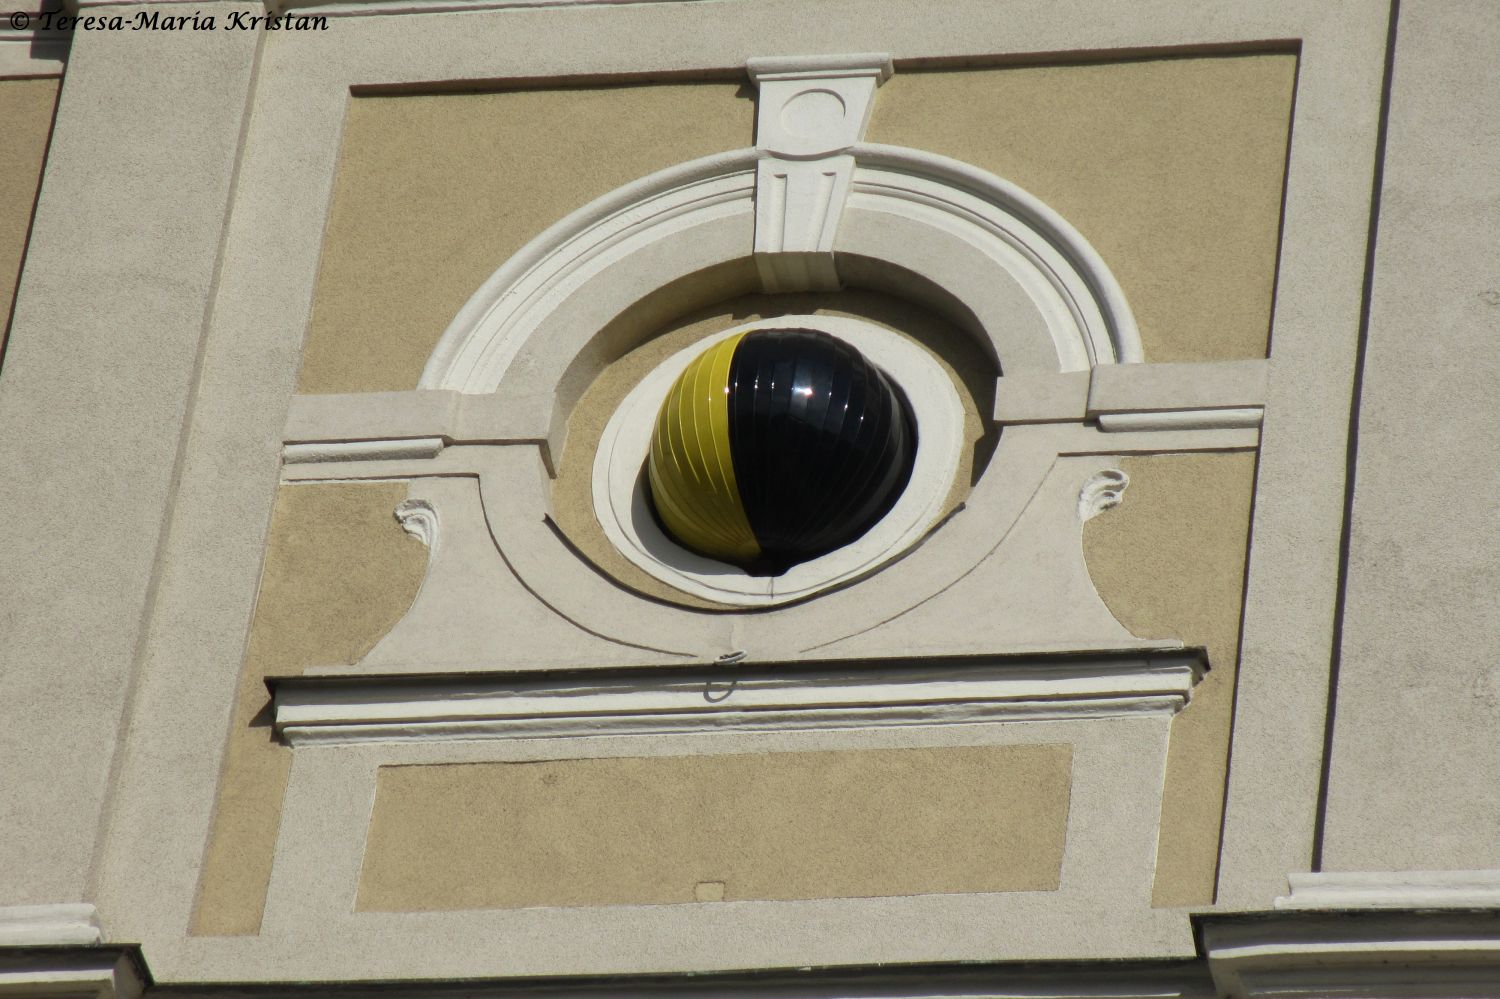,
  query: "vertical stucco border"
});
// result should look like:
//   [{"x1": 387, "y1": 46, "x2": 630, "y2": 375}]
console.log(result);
[{"x1": 88, "y1": 0, "x2": 1390, "y2": 978}]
